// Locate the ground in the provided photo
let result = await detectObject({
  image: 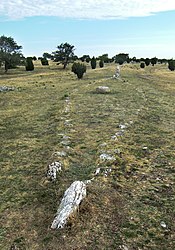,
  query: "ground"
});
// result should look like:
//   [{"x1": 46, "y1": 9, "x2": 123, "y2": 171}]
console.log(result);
[{"x1": 0, "y1": 61, "x2": 175, "y2": 249}]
